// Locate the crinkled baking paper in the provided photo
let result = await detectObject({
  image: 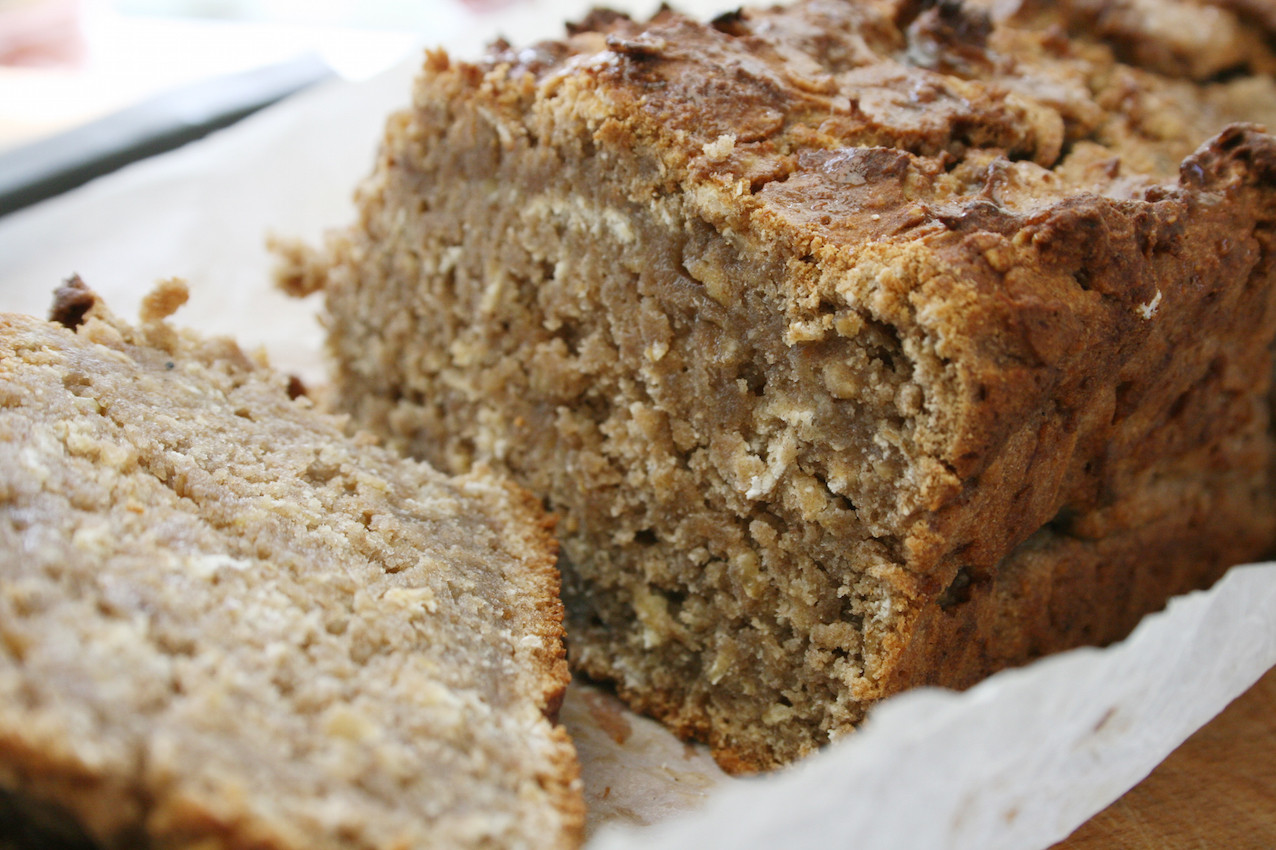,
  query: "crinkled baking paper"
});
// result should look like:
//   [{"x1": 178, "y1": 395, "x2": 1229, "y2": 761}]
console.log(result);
[{"x1": 1, "y1": 2, "x2": 1273, "y2": 848}]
